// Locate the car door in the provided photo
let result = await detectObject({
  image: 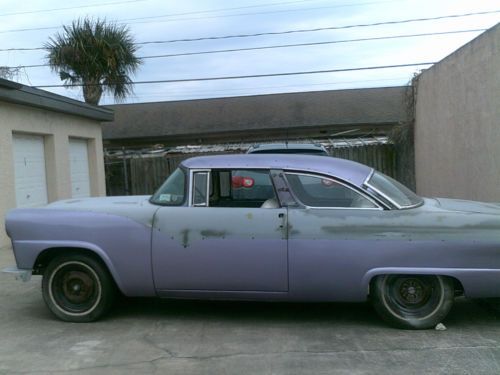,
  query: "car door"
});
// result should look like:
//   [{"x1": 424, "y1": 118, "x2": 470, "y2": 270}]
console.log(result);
[
  {"x1": 284, "y1": 172, "x2": 388, "y2": 301},
  {"x1": 152, "y1": 168, "x2": 288, "y2": 293}
]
